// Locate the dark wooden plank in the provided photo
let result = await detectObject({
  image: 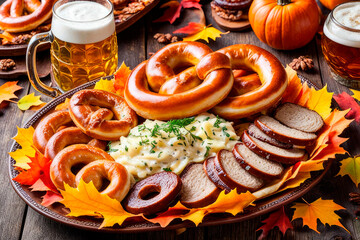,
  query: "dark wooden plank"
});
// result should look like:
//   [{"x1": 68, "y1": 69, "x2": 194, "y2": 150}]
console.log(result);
[{"x1": 0, "y1": 75, "x2": 31, "y2": 240}]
